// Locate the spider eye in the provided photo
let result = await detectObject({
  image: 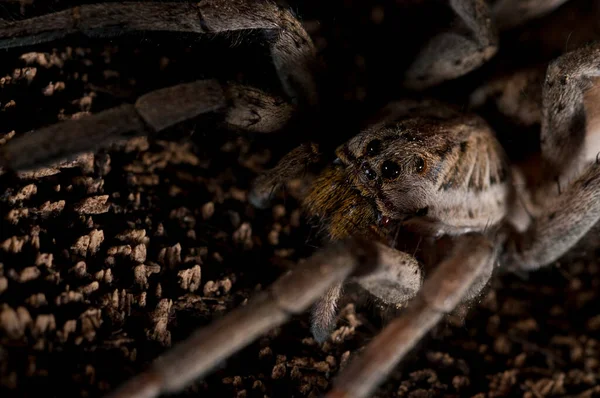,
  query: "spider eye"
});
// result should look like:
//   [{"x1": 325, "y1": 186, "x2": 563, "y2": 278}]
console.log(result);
[
  {"x1": 381, "y1": 161, "x2": 400, "y2": 180},
  {"x1": 366, "y1": 139, "x2": 381, "y2": 156},
  {"x1": 415, "y1": 156, "x2": 426, "y2": 173}
]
